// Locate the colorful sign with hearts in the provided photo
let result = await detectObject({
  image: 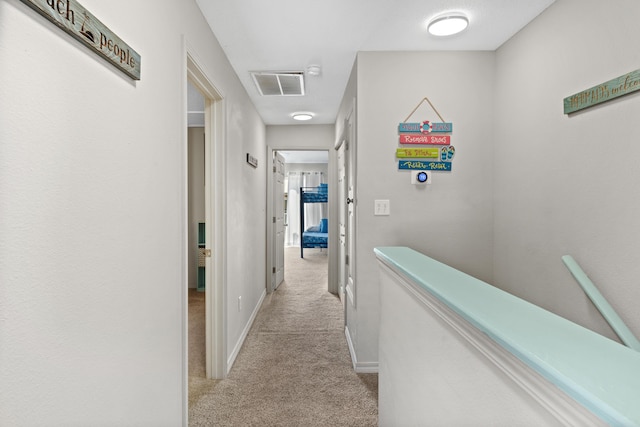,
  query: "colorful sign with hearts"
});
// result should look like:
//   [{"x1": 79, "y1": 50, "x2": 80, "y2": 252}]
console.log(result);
[
  {"x1": 399, "y1": 134, "x2": 450, "y2": 145},
  {"x1": 398, "y1": 121, "x2": 453, "y2": 134},
  {"x1": 396, "y1": 148, "x2": 439, "y2": 158},
  {"x1": 399, "y1": 160, "x2": 452, "y2": 171}
]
